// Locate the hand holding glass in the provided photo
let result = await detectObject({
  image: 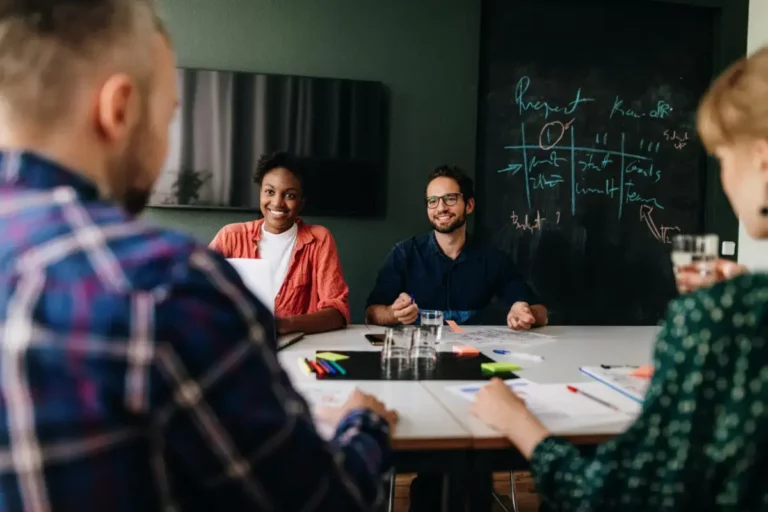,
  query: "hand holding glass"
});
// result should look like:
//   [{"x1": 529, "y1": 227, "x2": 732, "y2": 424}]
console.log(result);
[{"x1": 671, "y1": 234, "x2": 719, "y2": 292}]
